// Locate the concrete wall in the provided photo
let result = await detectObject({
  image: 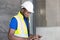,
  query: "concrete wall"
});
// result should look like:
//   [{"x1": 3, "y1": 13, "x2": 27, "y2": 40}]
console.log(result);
[
  {"x1": 36, "y1": 27, "x2": 60, "y2": 40},
  {"x1": 33, "y1": 0, "x2": 60, "y2": 26},
  {"x1": 46, "y1": 0, "x2": 60, "y2": 26},
  {"x1": 0, "y1": 0, "x2": 20, "y2": 32},
  {"x1": 0, "y1": 0, "x2": 20, "y2": 40},
  {"x1": 36, "y1": 0, "x2": 60, "y2": 40},
  {"x1": 33, "y1": 0, "x2": 46, "y2": 27}
]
